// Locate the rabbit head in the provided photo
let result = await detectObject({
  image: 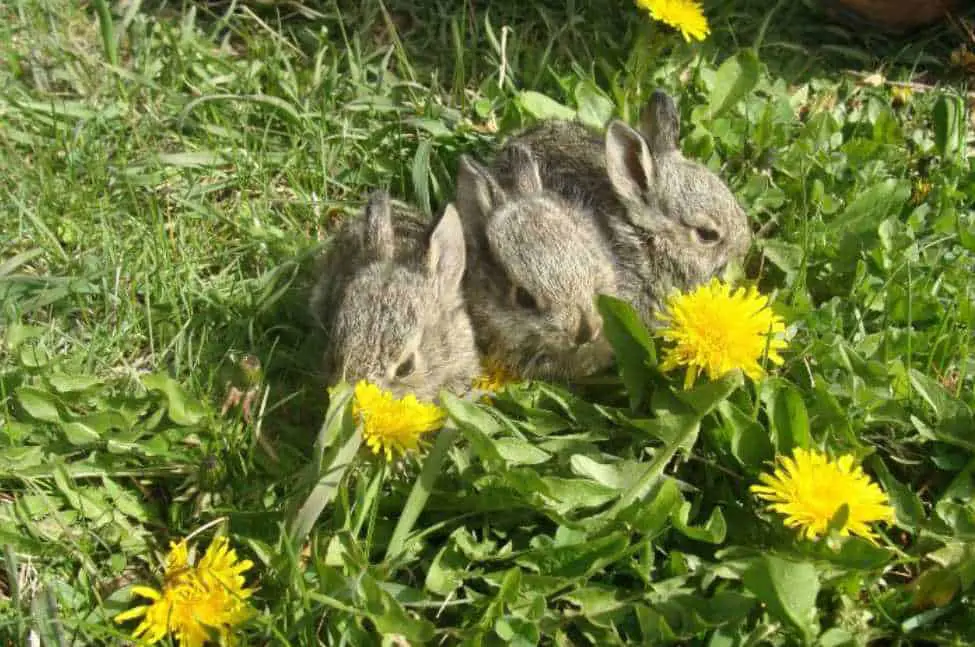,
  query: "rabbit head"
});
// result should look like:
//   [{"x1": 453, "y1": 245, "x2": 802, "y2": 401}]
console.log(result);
[
  {"x1": 455, "y1": 144, "x2": 617, "y2": 381},
  {"x1": 321, "y1": 192, "x2": 478, "y2": 401},
  {"x1": 603, "y1": 90, "x2": 751, "y2": 306}
]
